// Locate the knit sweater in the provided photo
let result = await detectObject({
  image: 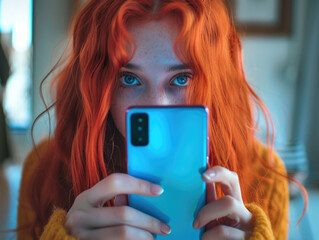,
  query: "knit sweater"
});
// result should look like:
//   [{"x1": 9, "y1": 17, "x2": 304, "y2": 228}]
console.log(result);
[{"x1": 17, "y1": 142, "x2": 289, "y2": 239}]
